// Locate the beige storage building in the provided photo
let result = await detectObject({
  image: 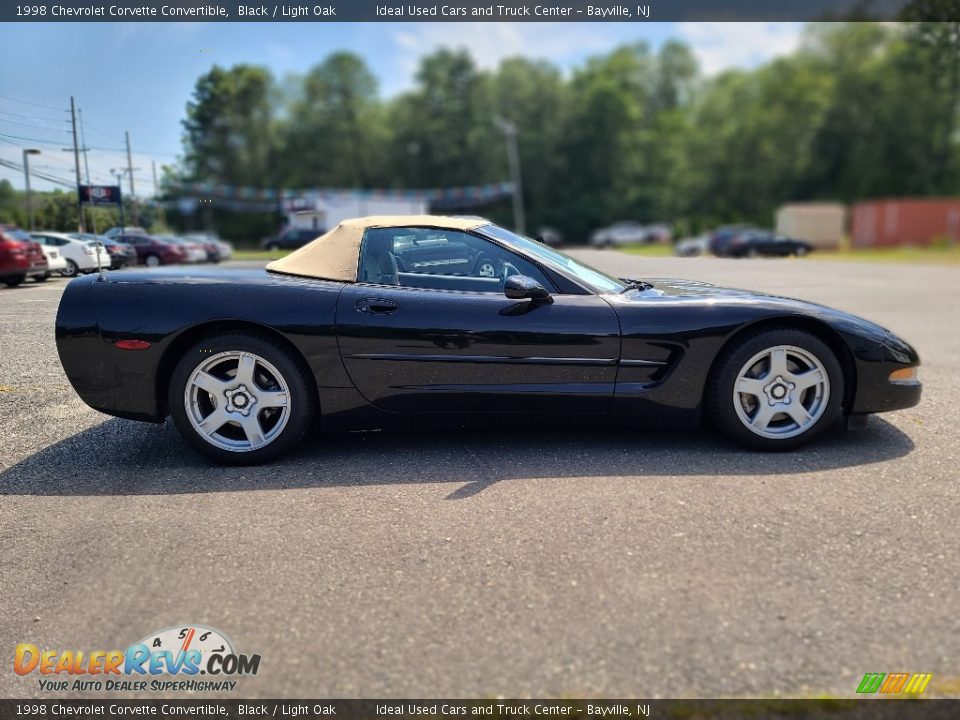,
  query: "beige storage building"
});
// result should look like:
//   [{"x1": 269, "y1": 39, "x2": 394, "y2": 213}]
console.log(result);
[{"x1": 775, "y1": 203, "x2": 847, "y2": 249}]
